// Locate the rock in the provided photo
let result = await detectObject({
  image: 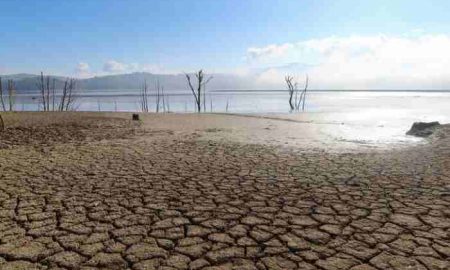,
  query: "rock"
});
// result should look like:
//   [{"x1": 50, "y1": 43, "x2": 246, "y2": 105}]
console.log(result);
[{"x1": 406, "y1": 122, "x2": 440, "y2": 137}]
